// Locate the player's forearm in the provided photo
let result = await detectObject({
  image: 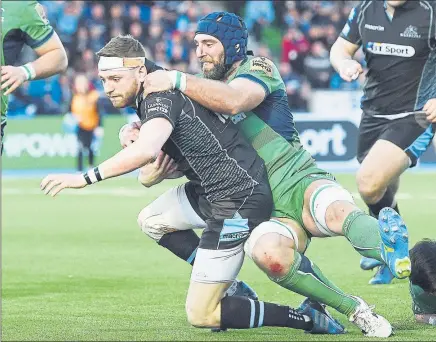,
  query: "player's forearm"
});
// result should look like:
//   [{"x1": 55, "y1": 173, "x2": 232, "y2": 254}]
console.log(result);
[
  {"x1": 330, "y1": 41, "x2": 354, "y2": 73},
  {"x1": 182, "y1": 74, "x2": 241, "y2": 115},
  {"x1": 30, "y1": 48, "x2": 68, "y2": 80},
  {"x1": 138, "y1": 165, "x2": 184, "y2": 188},
  {"x1": 98, "y1": 143, "x2": 155, "y2": 180}
]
